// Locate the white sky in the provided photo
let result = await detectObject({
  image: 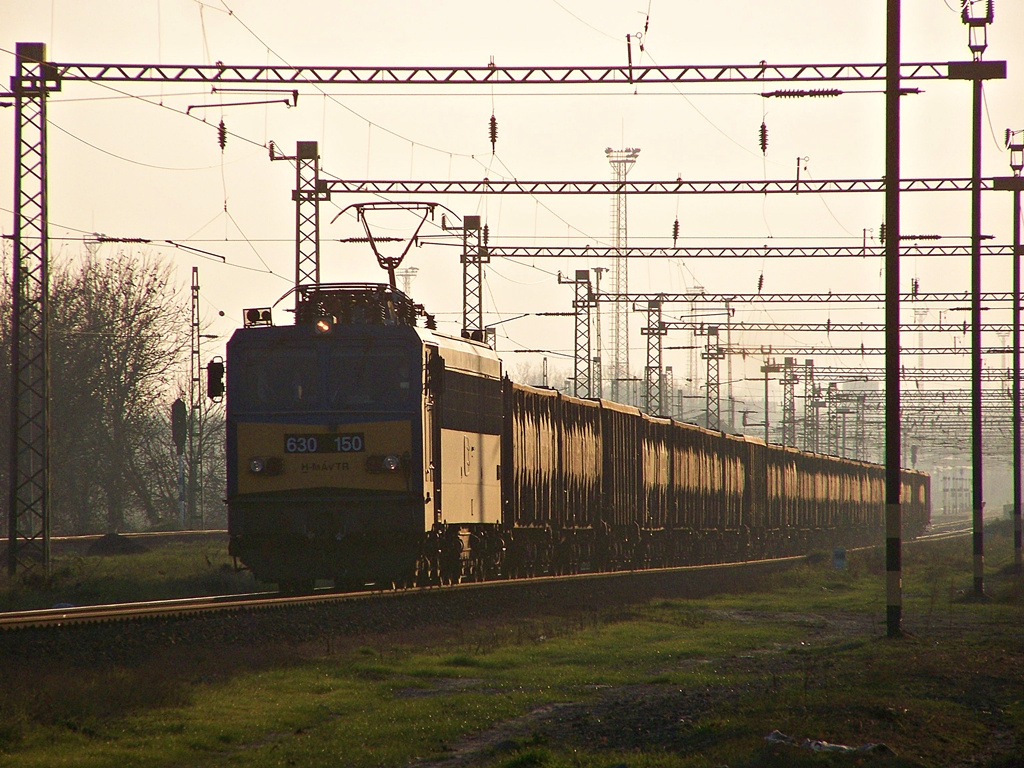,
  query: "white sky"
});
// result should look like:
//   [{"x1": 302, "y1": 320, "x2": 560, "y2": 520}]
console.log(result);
[{"x1": 2, "y1": 0, "x2": 1023, "y2": 437}]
